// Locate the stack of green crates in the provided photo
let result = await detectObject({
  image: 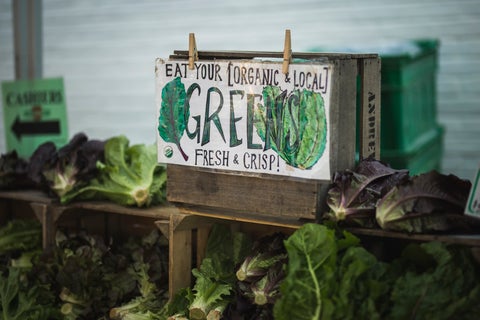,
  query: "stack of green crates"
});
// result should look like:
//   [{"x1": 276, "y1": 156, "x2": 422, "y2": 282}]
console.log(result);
[
  {"x1": 379, "y1": 39, "x2": 442, "y2": 175},
  {"x1": 309, "y1": 39, "x2": 443, "y2": 175}
]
